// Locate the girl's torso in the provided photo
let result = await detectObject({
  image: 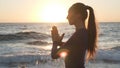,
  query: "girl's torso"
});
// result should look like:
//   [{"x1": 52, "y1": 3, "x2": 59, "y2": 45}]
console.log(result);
[{"x1": 64, "y1": 28, "x2": 88, "y2": 68}]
